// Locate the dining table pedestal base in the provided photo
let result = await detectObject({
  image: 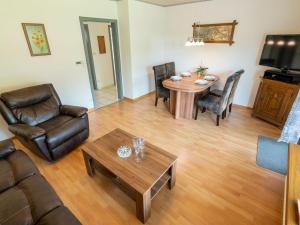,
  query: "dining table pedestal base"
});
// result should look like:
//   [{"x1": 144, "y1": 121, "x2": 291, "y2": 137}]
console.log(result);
[{"x1": 170, "y1": 90, "x2": 195, "y2": 119}]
